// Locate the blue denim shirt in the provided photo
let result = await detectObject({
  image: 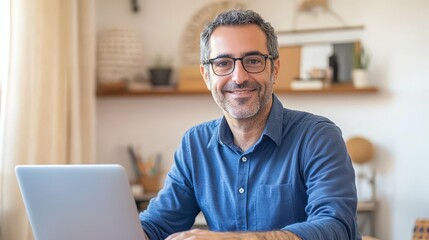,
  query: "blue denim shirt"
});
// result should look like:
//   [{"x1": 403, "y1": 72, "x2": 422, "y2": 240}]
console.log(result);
[{"x1": 140, "y1": 95, "x2": 360, "y2": 240}]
